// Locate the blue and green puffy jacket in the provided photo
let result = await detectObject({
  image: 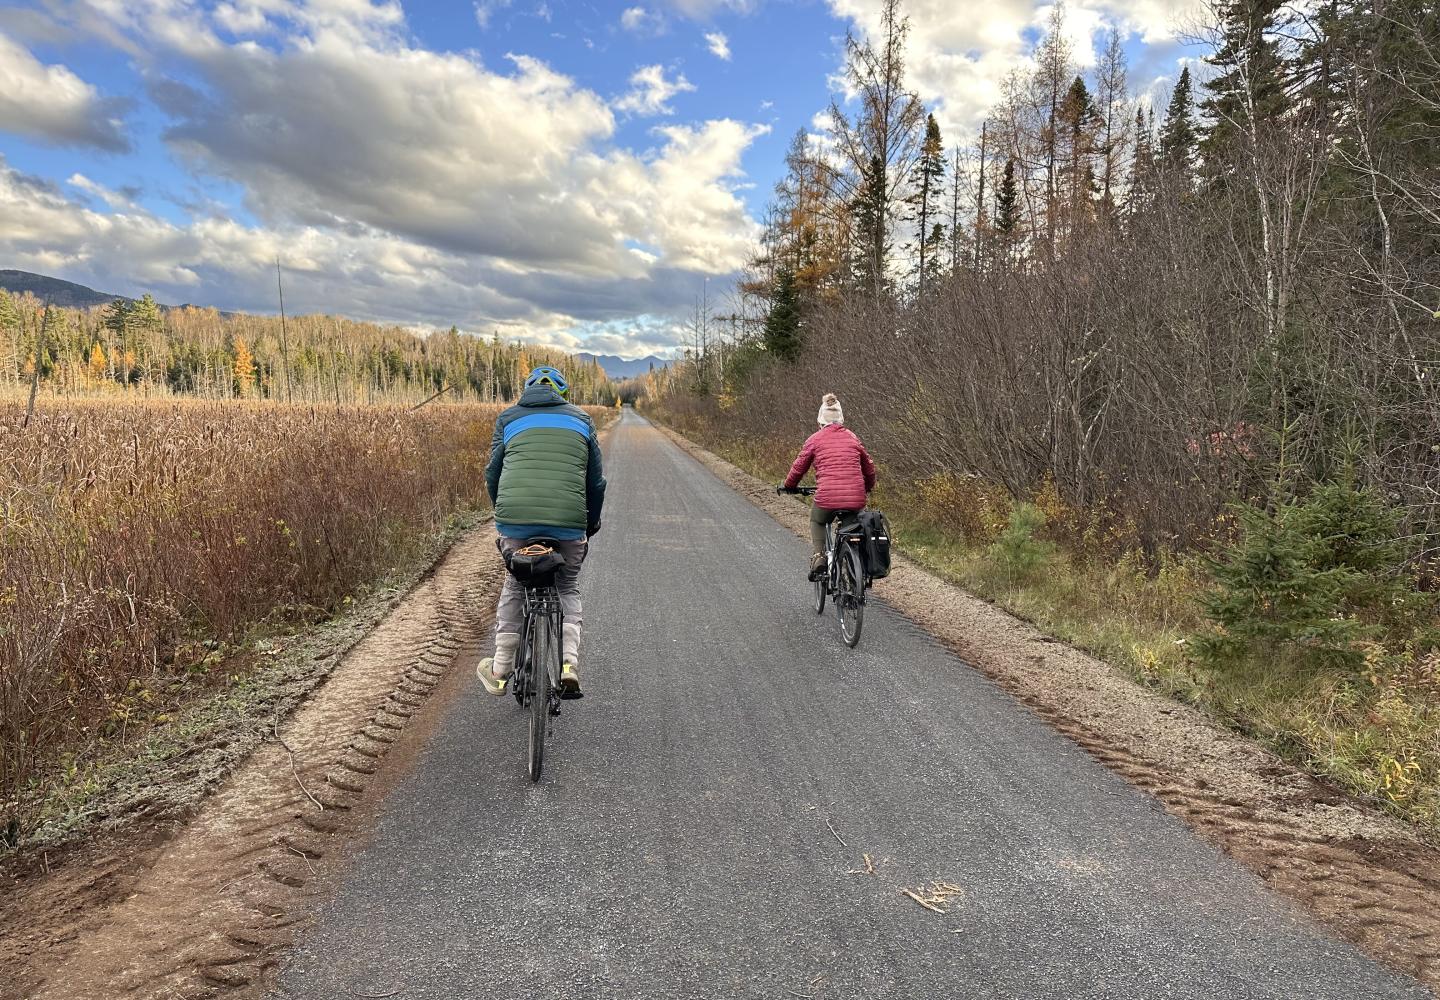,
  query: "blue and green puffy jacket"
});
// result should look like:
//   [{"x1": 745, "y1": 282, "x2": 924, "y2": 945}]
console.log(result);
[{"x1": 485, "y1": 383, "x2": 606, "y2": 540}]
